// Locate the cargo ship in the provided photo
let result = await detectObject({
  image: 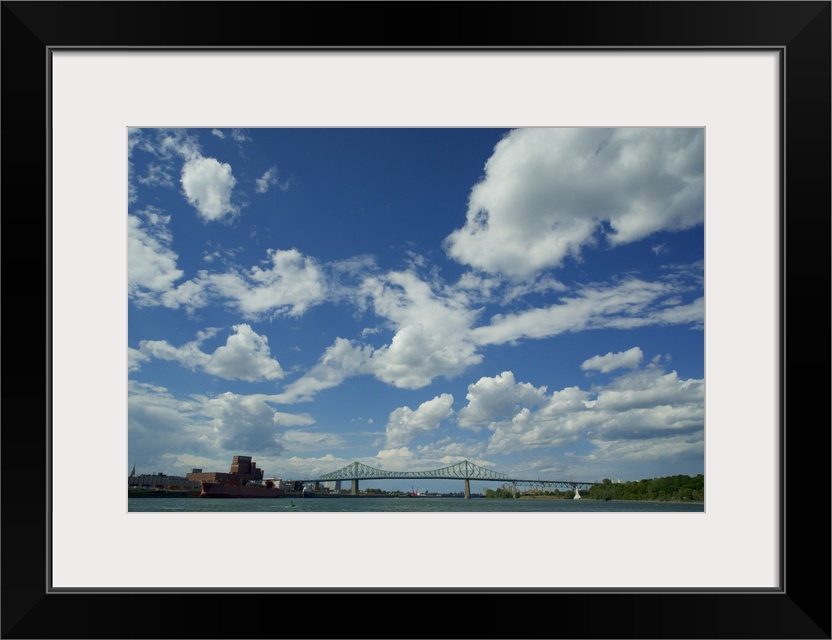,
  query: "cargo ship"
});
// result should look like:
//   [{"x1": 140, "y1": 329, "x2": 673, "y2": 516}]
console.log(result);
[
  {"x1": 199, "y1": 480, "x2": 284, "y2": 499},
  {"x1": 187, "y1": 456, "x2": 285, "y2": 499}
]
